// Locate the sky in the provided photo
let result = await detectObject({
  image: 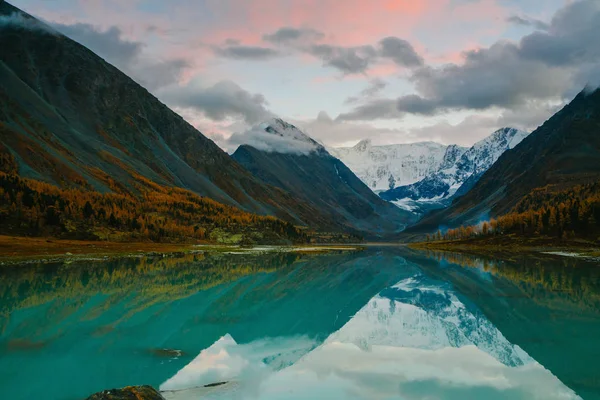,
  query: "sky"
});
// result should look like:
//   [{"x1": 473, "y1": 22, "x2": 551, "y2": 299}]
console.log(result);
[{"x1": 9, "y1": 0, "x2": 600, "y2": 150}]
